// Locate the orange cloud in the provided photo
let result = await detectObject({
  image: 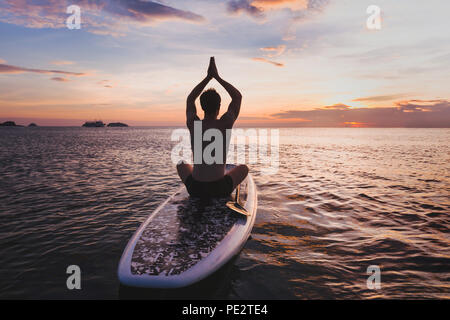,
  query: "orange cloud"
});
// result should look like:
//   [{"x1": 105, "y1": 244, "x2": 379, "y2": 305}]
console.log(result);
[
  {"x1": 343, "y1": 121, "x2": 369, "y2": 128},
  {"x1": 252, "y1": 0, "x2": 308, "y2": 11},
  {"x1": 252, "y1": 57, "x2": 284, "y2": 67},
  {"x1": 321, "y1": 103, "x2": 351, "y2": 110},
  {"x1": 353, "y1": 94, "x2": 406, "y2": 102},
  {"x1": 260, "y1": 45, "x2": 286, "y2": 57},
  {"x1": 227, "y1": 0, "x2": 328, "y2": 17}
]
